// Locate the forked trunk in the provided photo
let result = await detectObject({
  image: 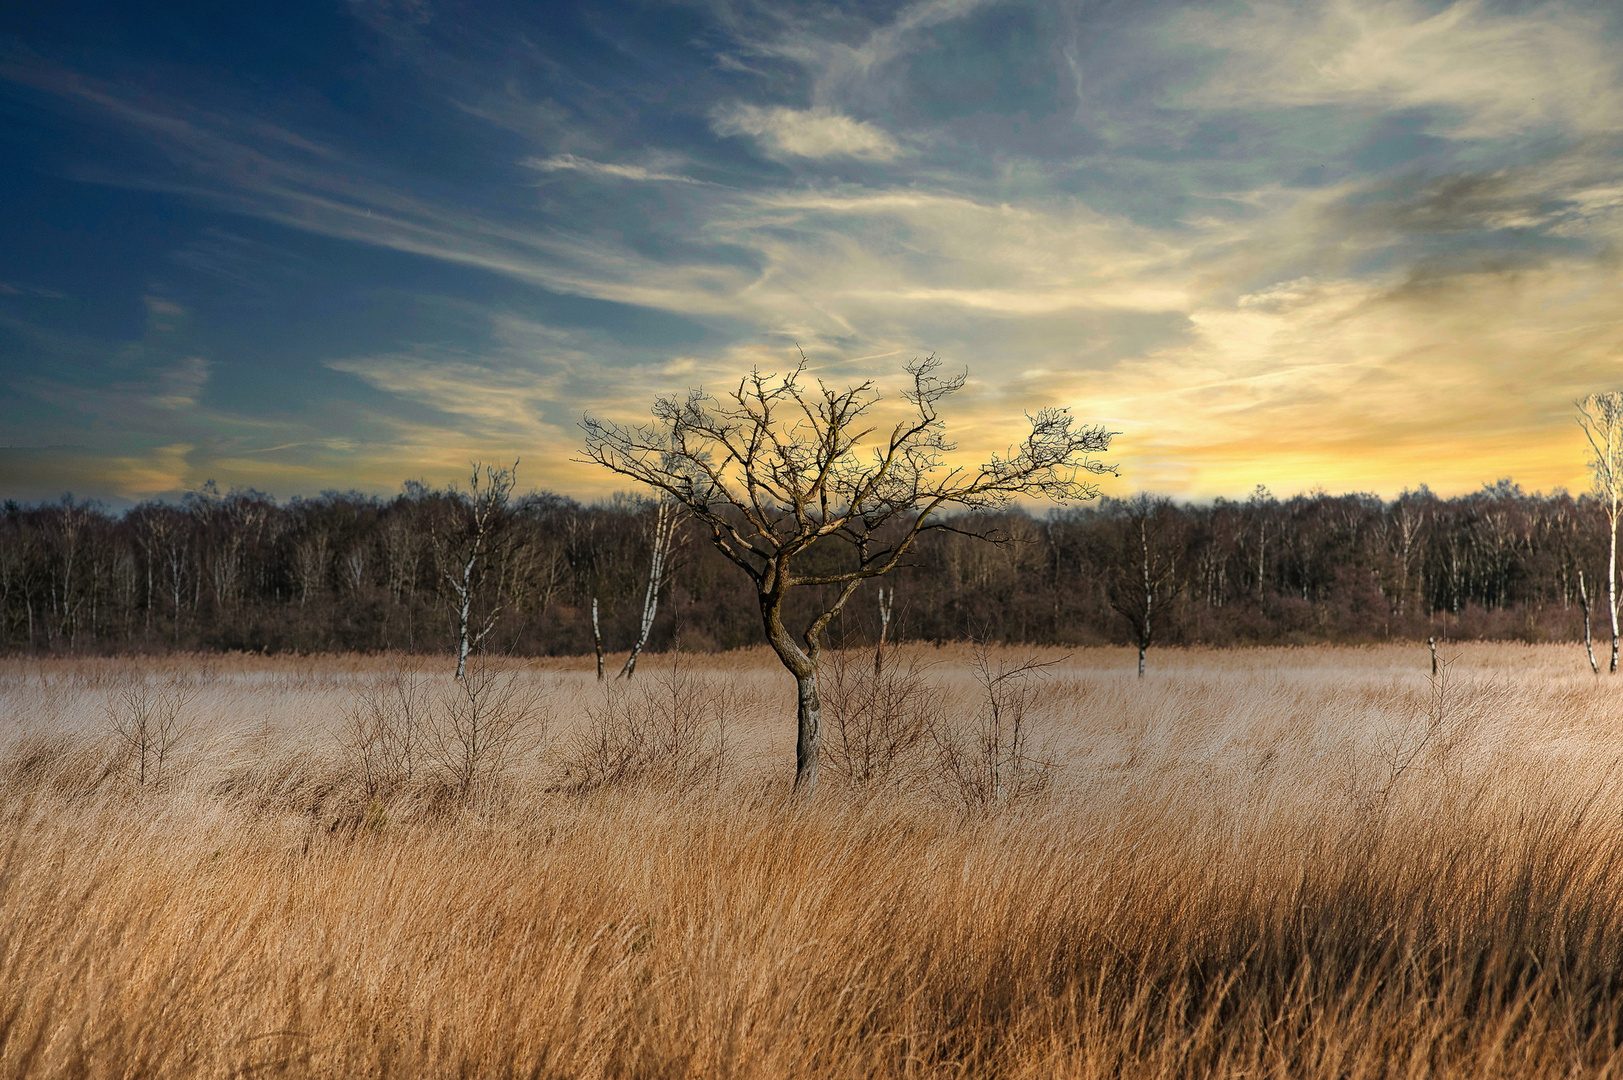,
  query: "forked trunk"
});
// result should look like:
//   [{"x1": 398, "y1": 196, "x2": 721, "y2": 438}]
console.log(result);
[
  {"x1": 795, "y1": 671, "x2": 821, "y2": 792},
  {"x1": 761, "y1": 582, "x2": 822, "y2": 794}
]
